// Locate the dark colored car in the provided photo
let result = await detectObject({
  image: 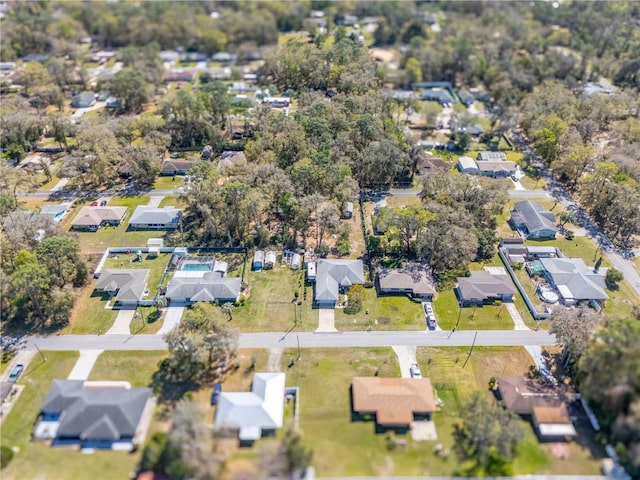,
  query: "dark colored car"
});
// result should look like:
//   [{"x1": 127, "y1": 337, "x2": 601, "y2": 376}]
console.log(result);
[
  {"x1": 8, "y1": 364, "x2": 24, "y2": 383},
  {"x1": 210, "y1": 383, "x2": 222, "y2": 405},
  {"x1": 428, "y1": 317, "x2": 437, "y2": 330},
  {"x1": 511, "y1": 175, "x2": 518, "y2": 182},
  {"x1": 100, "y1": 200, "x2": 107, "y2": 206}
]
